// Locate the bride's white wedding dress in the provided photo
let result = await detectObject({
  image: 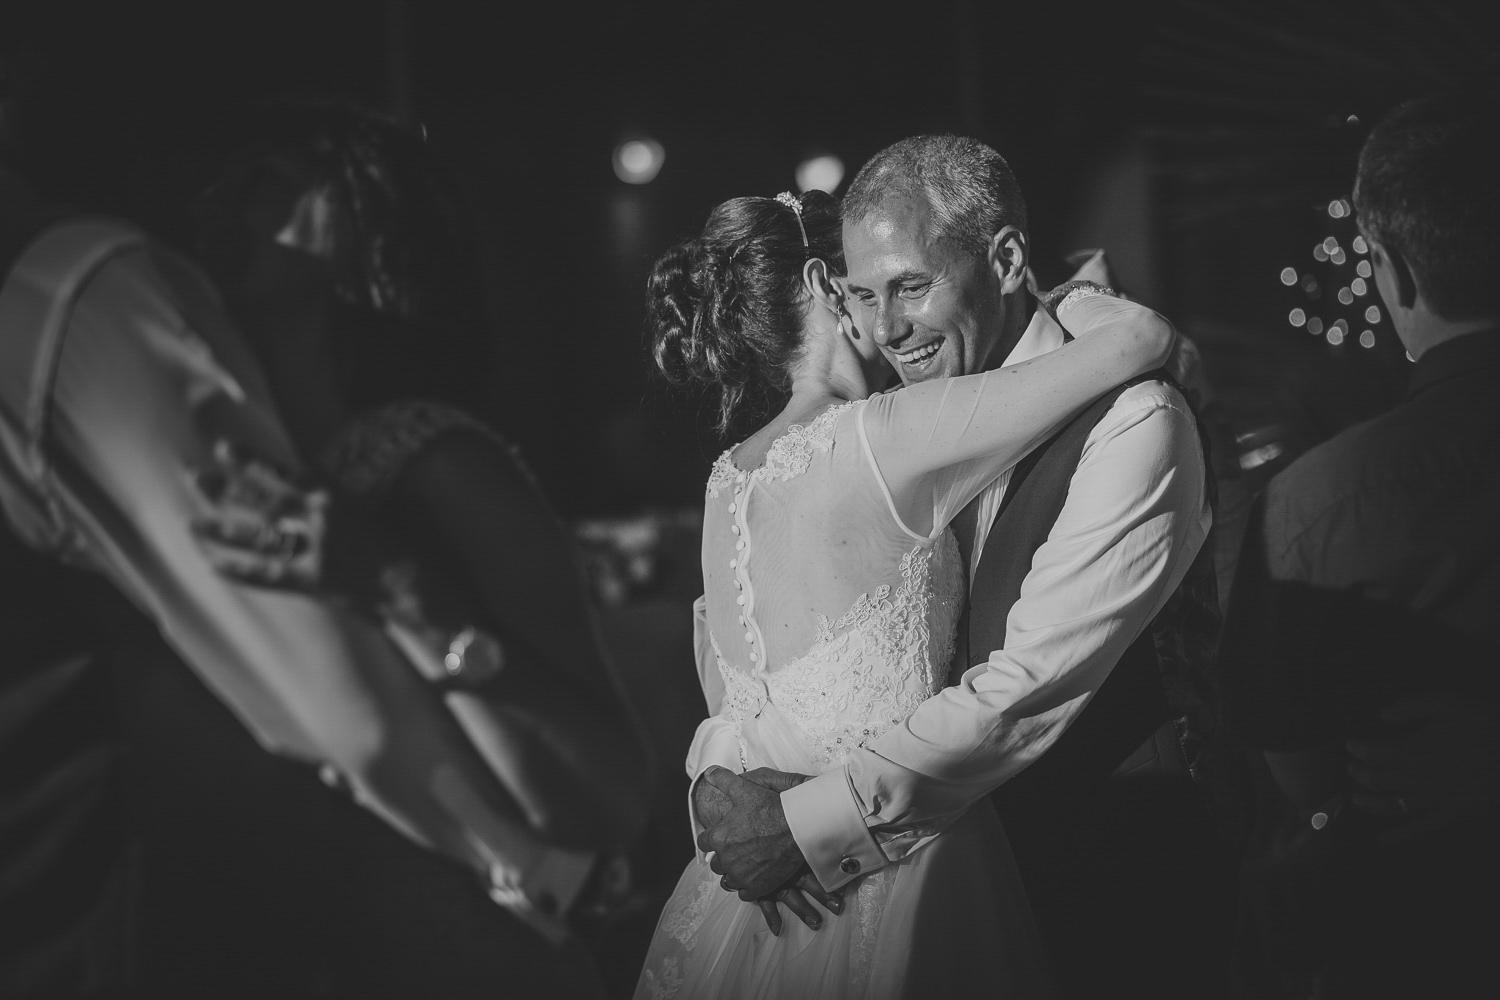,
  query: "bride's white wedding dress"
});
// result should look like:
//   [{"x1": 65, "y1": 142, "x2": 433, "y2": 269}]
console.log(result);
[
  {"x1": 638, "y1": 396, "x2": 1061, "y2": 998},
  {"x1": 635, "y1": 293, "x2": 1158, "y2": 999}
]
